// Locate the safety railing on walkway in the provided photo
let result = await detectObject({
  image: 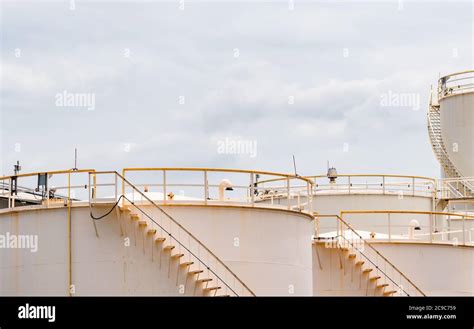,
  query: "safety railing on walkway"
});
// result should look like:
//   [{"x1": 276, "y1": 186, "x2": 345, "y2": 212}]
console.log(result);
[
  {"x1": 121, "y1": 167, "x2": 313, "y2": 212},
  {"x1": 310, "y1": 174, "x2": 436, "y2": 197},
  {"x1": 0, "y1": 169, "x2": 95, "y2": 209},
  {"x1": 438, "y1": 177, "x2": 474, "y2": 199},
  {"x1": 438, "y1": 70, "x2": 474, "y2": 99},
  {"x1": 339, "y1": 210, "x2": 474, "y2": 246},
  {"x1": 2, "y1": 168, "x2": 473, "y2": 212},
  {"x1": 0, "y1": 167, "x2": 314, "y2": 214},
  {"x1": 256, "y1": 174, "x2": 436, "y2": 199}
]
